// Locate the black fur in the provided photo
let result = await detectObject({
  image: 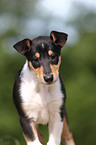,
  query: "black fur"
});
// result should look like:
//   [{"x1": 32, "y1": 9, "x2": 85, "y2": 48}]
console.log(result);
[
  {"x1": 13, "y1": 68, "x2": 35, "y2": 141},
  {"x1": 13, "y1": 68, "x2": 24, "y2": 116},
  {"x1": 59, "y1": 74, "x2": 67, "y2": 122},
  {"x1": 20, "y1": 116, "x2": 35, "y2": 141}
]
